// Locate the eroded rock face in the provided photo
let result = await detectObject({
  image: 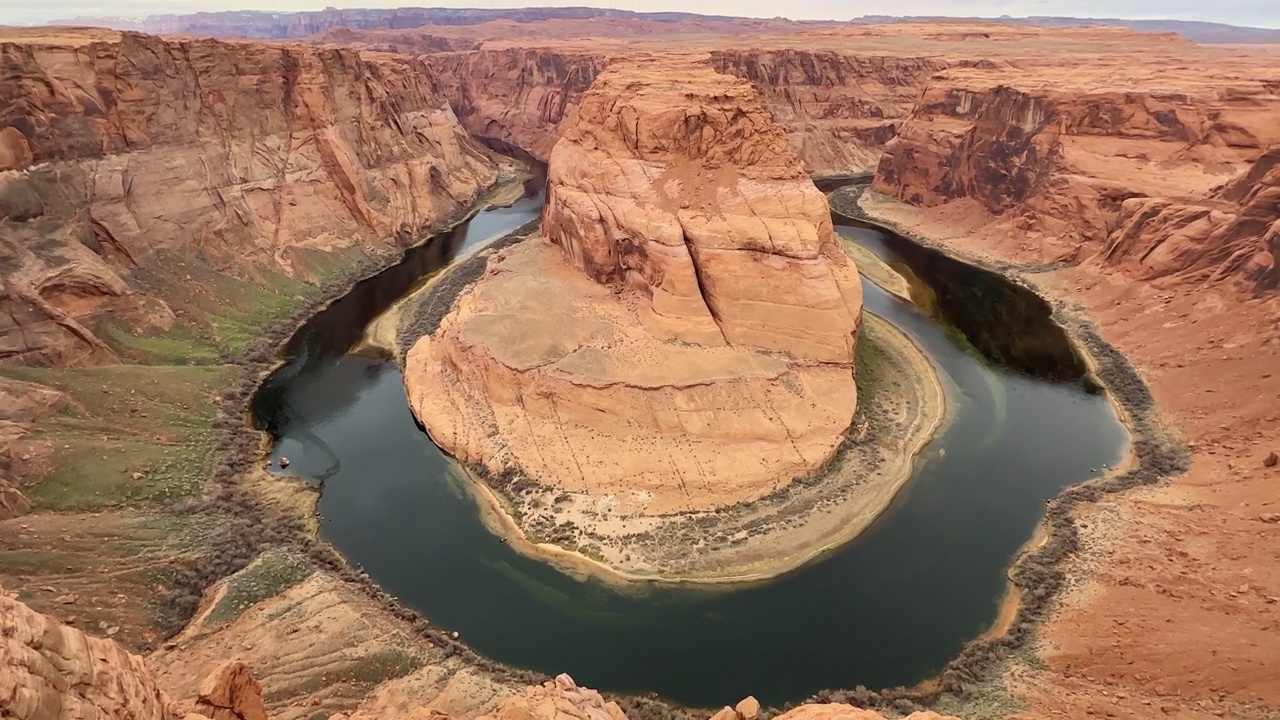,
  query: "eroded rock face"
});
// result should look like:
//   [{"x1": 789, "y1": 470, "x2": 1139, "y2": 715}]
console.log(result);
[
  {"x1": 366, "y1": 680, "x2": 960, "y2": 720},
  {"x1": 870, "y1": 71, "x2": 1280, "y2": 291},
  {"x1": 405, "y1": 56, "x2": 861, "y2": 518},
  {"x1": 707, "y1": 50, "x2": 958, "y2": 174},
  {"x1": 193, "y1": 661, "x2": 270, "y2": 720},
  {"x1": 428, "y1": 49, "x2": 609, "y2": 159},
  {"x1": 0, "y1": 478, "x2": 31, "y2": 520},
  {"x1": 541, "y1": 56, "x2": 863, "y2": 361},
  {"x1": 429, "y1": 47, "x2": 948, "y2": 174},
  {"x1": 0, "y1": 27, "x2": 498, "y2": 366},
  {"x1": 770, "y1": 704, "x2": 958, "y2": 720},
  {"x1": 0, "y1": 584, "x2": 179, "y2": 720},
  {"x1": 1101, "y1": 145, "x2": 1280, "y2": 291},
  {"x1": 476, "y1": 674, "x2": 627, "y2": 720}
]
